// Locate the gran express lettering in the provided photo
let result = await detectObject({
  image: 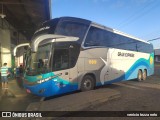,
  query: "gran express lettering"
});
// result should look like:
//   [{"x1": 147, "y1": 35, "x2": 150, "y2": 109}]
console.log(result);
[{"x1": 118, "y1": 52, "x2": 134, "y2": 57}]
